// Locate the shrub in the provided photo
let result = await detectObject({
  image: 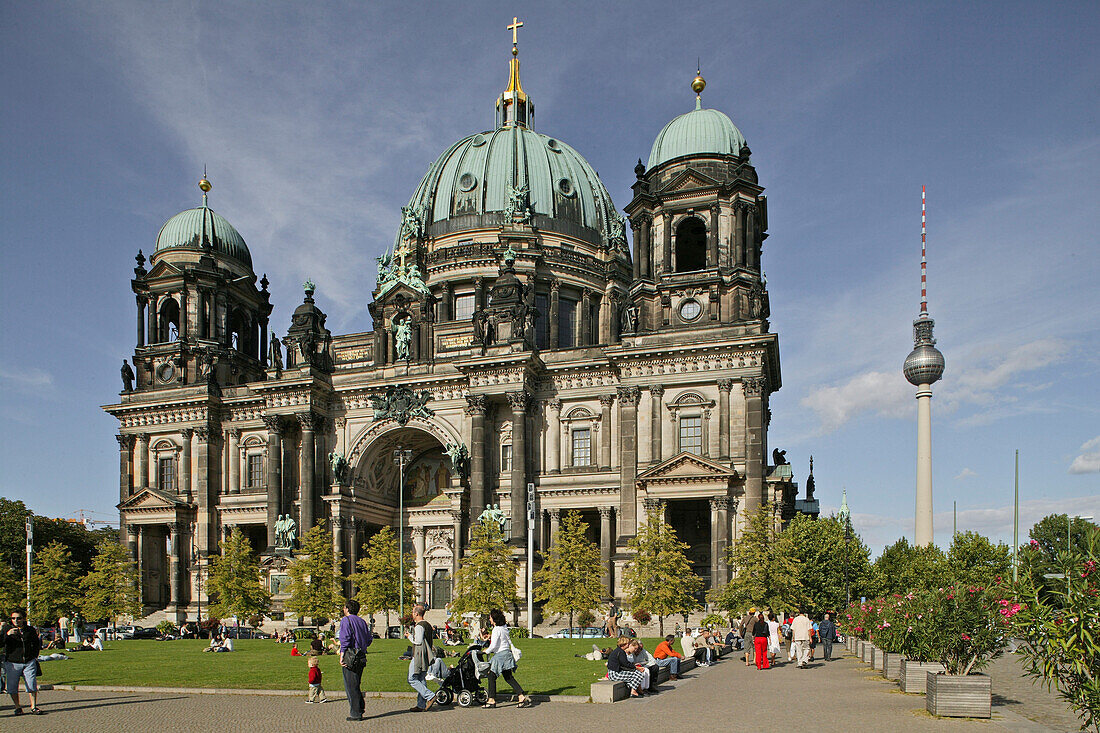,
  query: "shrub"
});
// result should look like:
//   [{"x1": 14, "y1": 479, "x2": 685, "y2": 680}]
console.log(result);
[
  {"x1": 577, "y1": 609, "x2": 596, "y2": 627},
  {"x1": 400, "y1": 613, "x2": 414, "y2": 627},
  {"x1": 155, "y1": 620, "x2": 176, "y2": 636},
  {"x1": 631, "y1": 609, "x2": 652, "y2": 626},
  {"x1": 701, "y1": 613, "x2": 726, "y2": 629},
  {"x1": 248, "y1": 614, "x2": 266, "y2": 629},
  {"x1": 200, "y1": 617, "x2": 220, "y2": 632},
  {"x1": 928, "y1": 583, "x2": 1012, "y2": 675},
  {"x1": 509, "y1": 626, "x2": 529, "y2": 639}
]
